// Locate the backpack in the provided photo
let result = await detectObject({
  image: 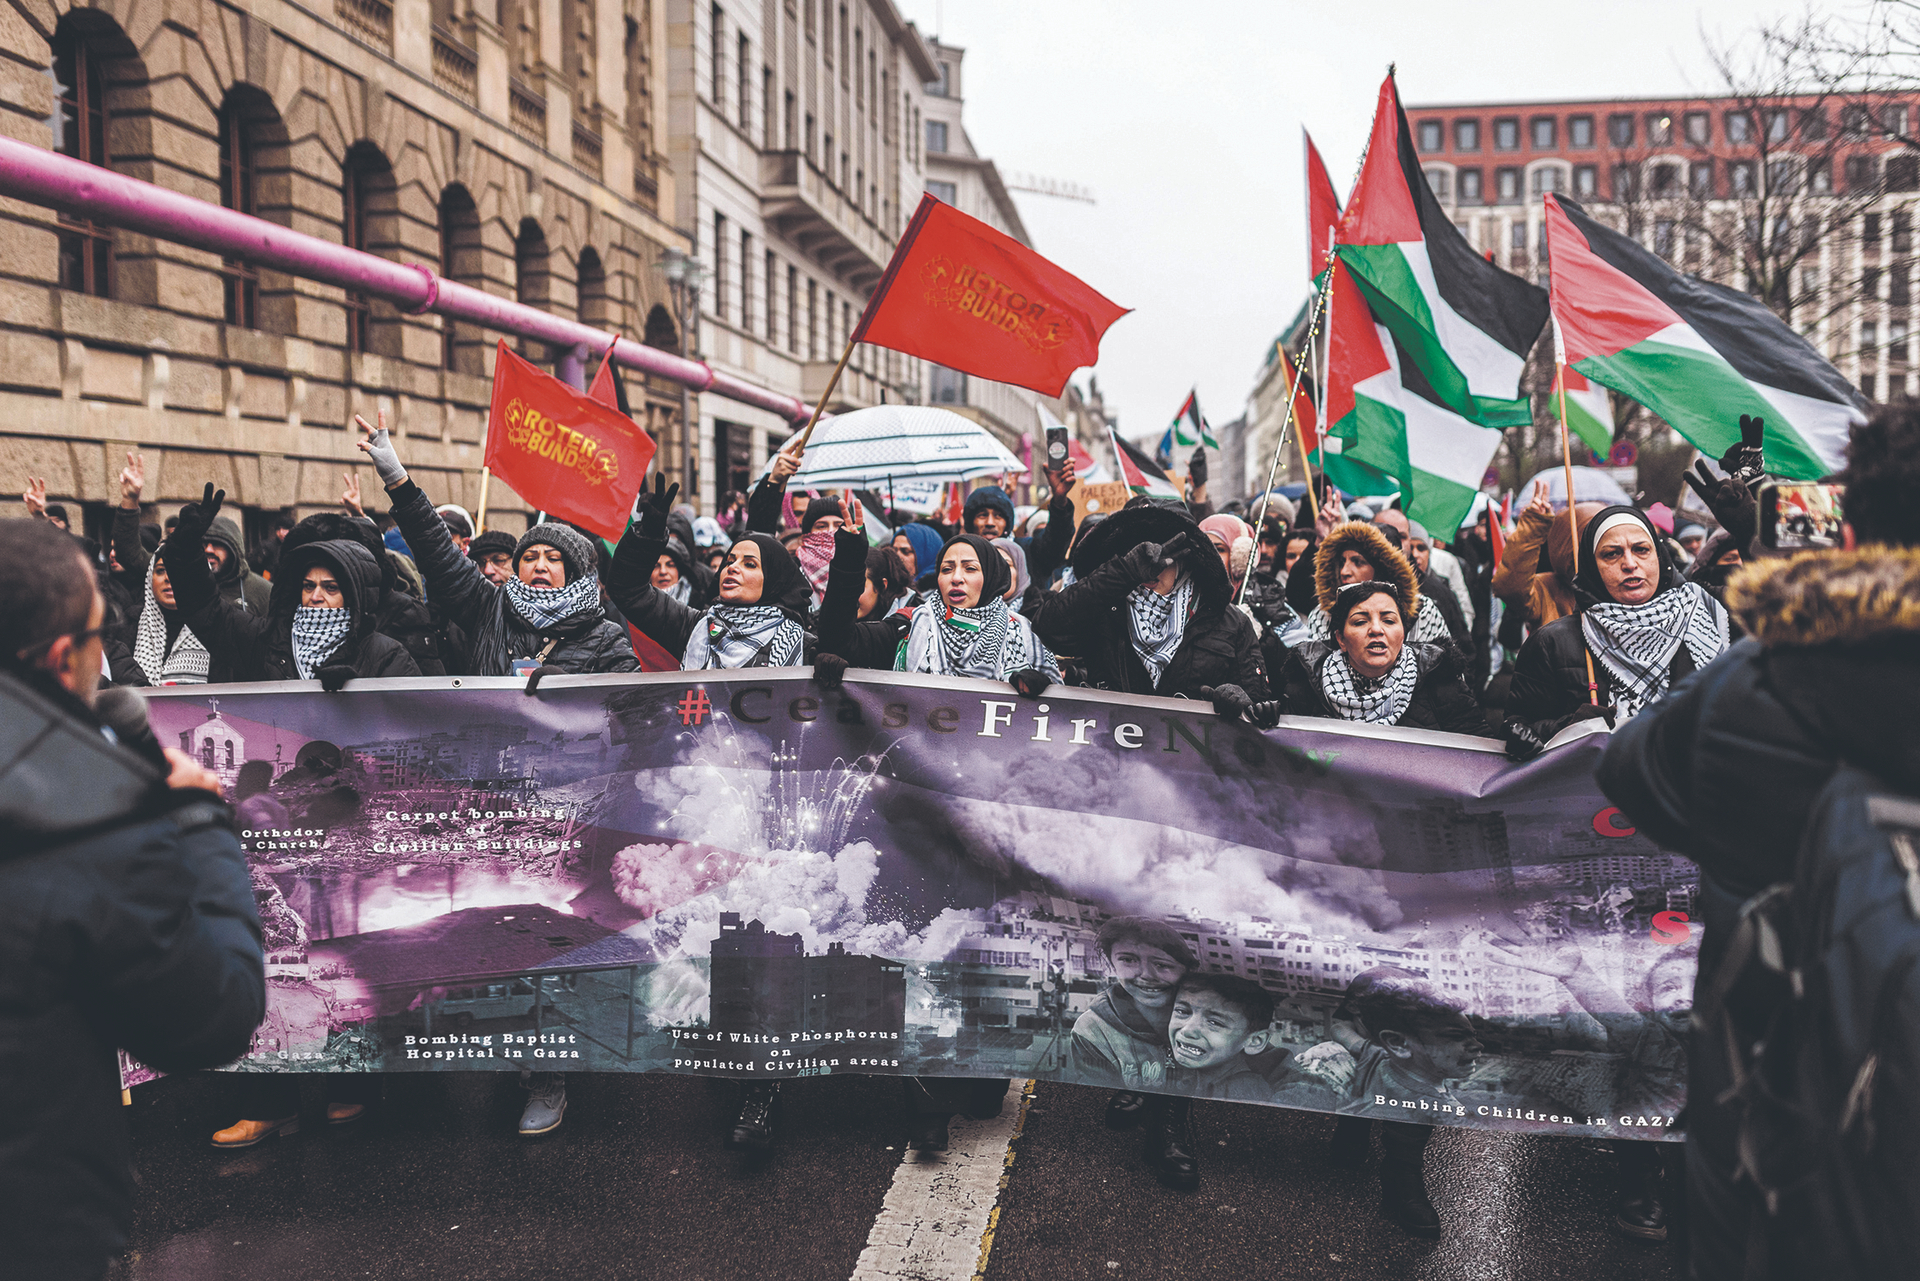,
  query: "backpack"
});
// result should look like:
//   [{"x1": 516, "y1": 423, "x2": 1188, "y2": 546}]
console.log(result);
[{"x1": 1697, "y1": 765, "x2": 1920, "y2": 1280}]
